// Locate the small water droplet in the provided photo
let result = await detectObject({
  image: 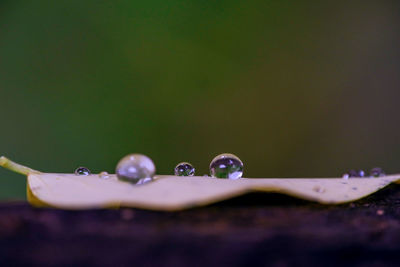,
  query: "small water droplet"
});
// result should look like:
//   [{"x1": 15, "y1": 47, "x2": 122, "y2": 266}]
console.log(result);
[
  {"x1": 99, "y1": 171, "x2": 110, "y2": 179},
  {"x1": 370, "y1": 167, "x2": 385, "y2": 178},
  {"x1": 209, "y1": 153, "x2": 243, "y2": 179},
  {"x1": 116, "y1": 154, "x2": 156, "y2": 184},
  {"x1": 75, "y1": 167, "x2": 91, "y2": 176},
  {"x1": 174, "y1": 162, "x2": 195, "y2": 176},
  {"x1": 342, "y1": 173, "x2": 349, "y2": 179},
  {"x1": 313, "y1": 186, "x2": 326, "y2": 193}
]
